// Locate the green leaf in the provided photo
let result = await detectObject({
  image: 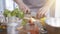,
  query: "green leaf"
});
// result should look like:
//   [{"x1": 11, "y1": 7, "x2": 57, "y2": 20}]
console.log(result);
[
  {"x1": 7, "y1": 12, "x2": 11, "y2": 17},
  {"x1": 3, "y1": 9, "x2": 11, "y2": 17},
  {"x1": 17, "y1": 11, "x2": 24, "y2": 19},
  {"x1": 21, "y1": 19, "x2": 27, "y2": 26},
  {"x1": 11, "y1": 8, "x2": 19, "y2": 16}
]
